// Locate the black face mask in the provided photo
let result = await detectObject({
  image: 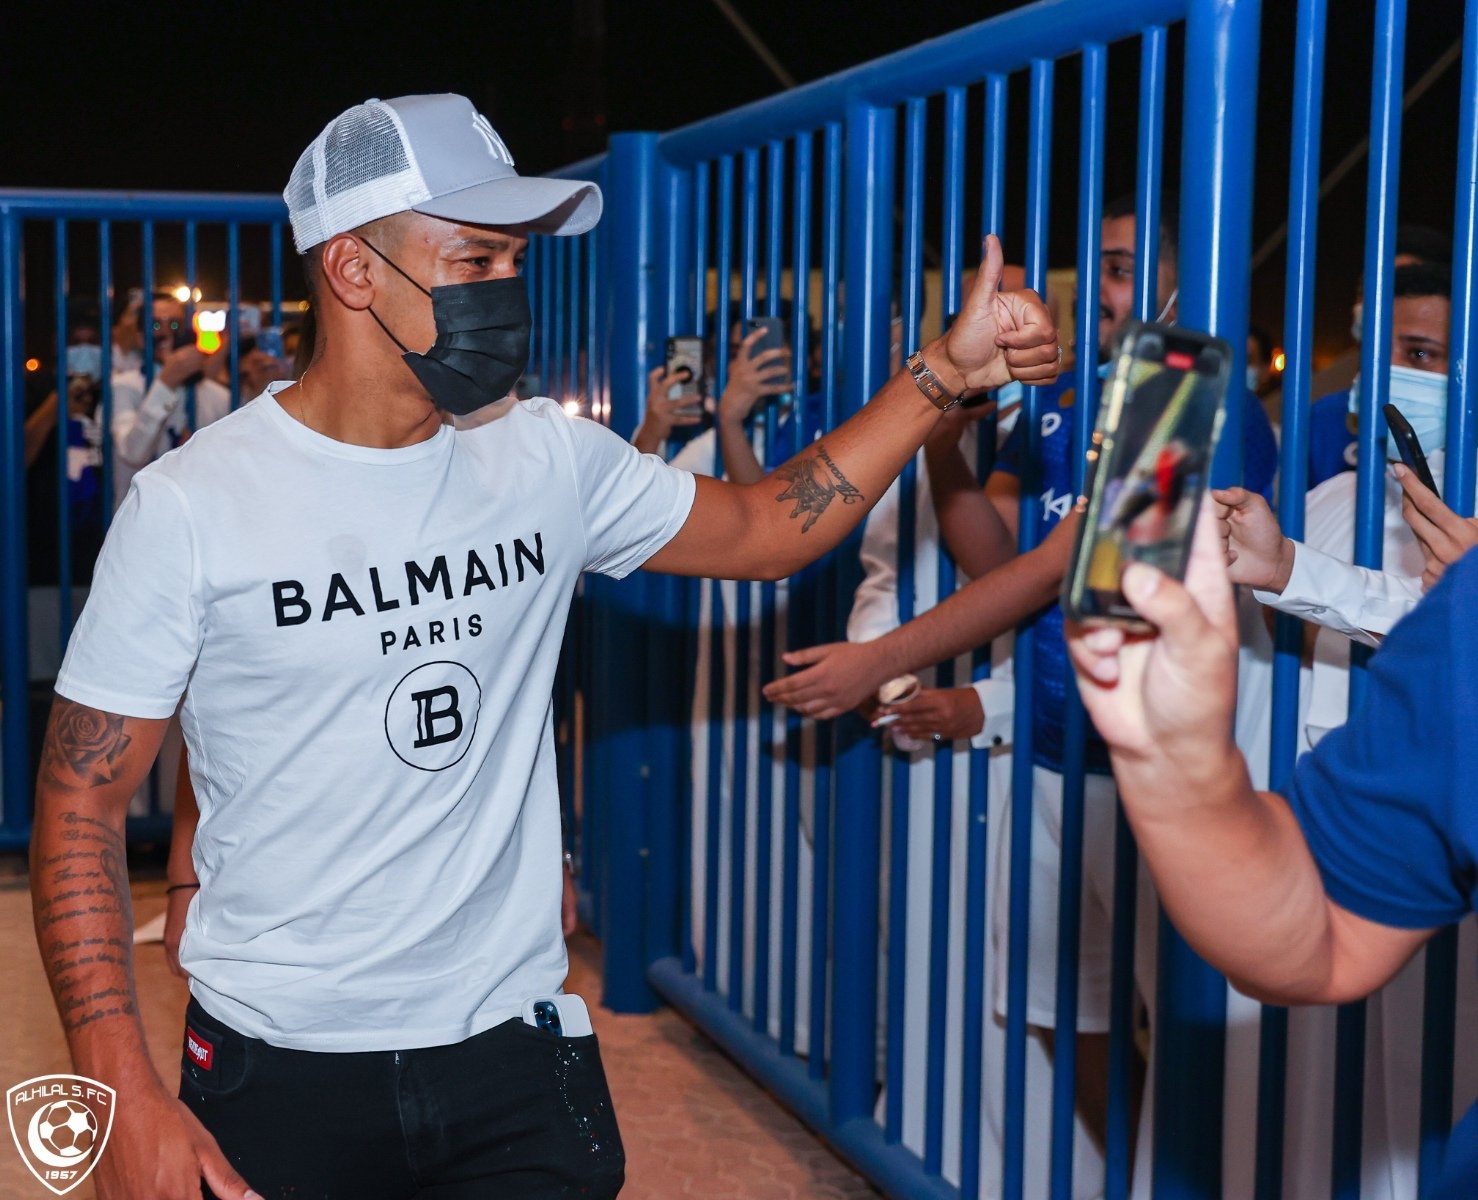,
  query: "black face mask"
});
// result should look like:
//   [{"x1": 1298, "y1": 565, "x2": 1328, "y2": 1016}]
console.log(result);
[{"x1": 363, "y1": 239, "x2": 532, "y2": 416}]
